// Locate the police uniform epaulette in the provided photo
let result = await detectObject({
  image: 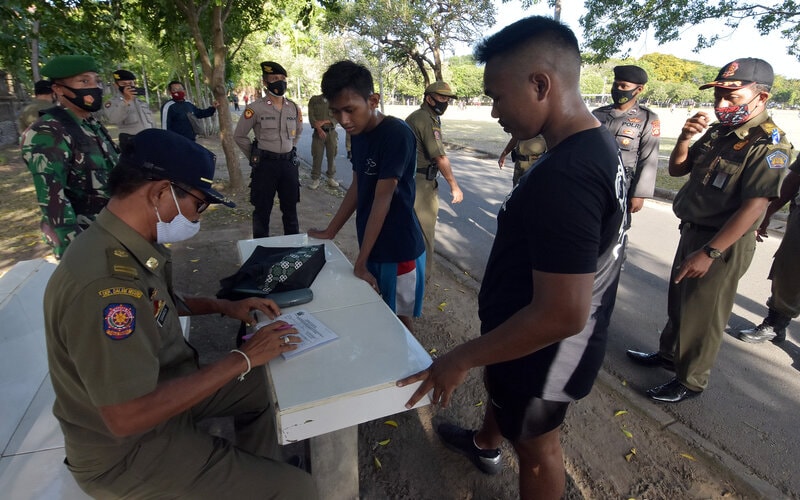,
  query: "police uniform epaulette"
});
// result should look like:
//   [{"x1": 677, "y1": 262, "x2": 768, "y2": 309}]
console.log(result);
[
  {"x1": 759, "y1": 122, "x2": 784, "y2": 139},
  {"x1": 107, "y1": 247, "x2": 139, "y2": 280}
]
